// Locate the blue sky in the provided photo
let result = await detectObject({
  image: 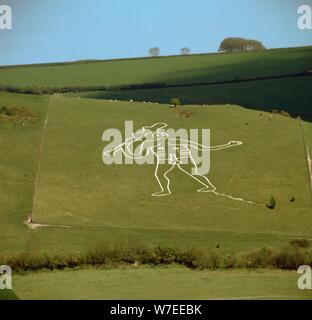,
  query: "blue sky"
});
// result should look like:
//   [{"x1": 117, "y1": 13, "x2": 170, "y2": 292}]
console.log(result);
[{"x1": 0, "y1": 0, "x2": 311, "y2": 65}]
